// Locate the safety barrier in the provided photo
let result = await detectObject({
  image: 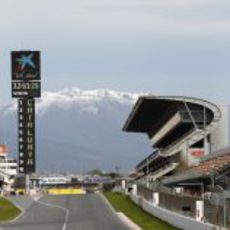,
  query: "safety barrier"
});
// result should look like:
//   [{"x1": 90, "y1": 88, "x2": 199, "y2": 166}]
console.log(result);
[
  {"x1": 130, "y1": 193, "x2": 216, "y2": 230},
  {"x1": 47, "y1": 188, "x2": 86, "y2": 195}
]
